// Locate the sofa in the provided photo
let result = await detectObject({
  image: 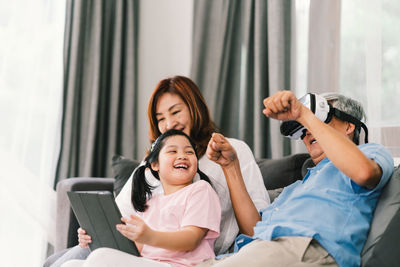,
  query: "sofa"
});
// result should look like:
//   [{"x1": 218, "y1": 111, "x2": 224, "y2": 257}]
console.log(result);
[{"x1": 44, "y1": 154, "x2": 400, "y2": 267}]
